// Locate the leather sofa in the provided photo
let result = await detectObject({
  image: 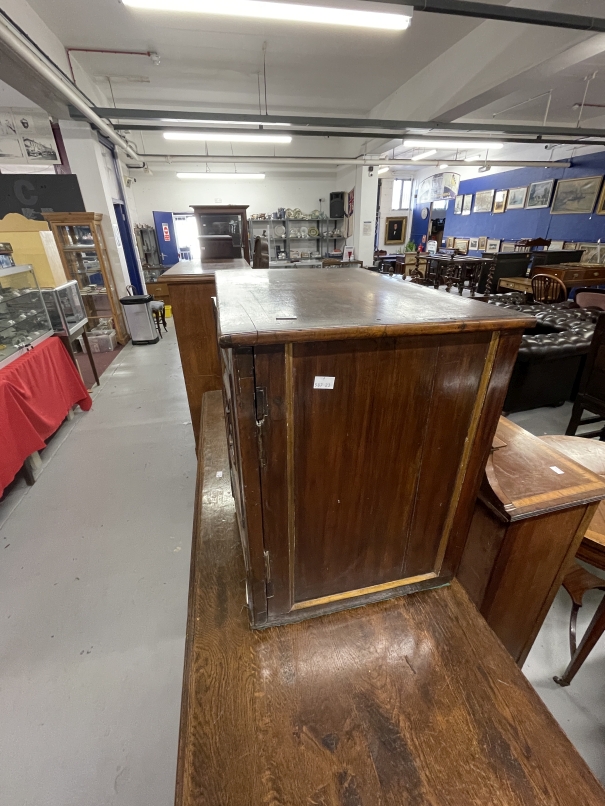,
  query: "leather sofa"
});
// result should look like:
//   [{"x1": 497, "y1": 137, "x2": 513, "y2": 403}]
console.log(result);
[{"x1": 486, "y1": 293, "x2": 596, "y2": 412}]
